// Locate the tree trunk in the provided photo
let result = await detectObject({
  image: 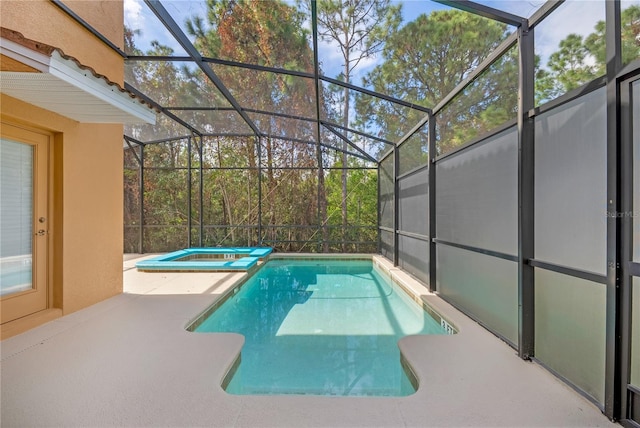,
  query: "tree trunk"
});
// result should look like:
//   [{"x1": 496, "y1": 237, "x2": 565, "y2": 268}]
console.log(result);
[
  {"x1": 216, "y1": 138, "x2": 234, "y2": 244},
  {"x1": 317, "y1": 143, "x2": 329, "y2": 252},
  {"x1": 342, "y1": 62, "x2": 350, "y2": 252},
  {"x1": 247, "y1": 137, "x2": 258, "y2": 245},
  {"x1": 266, "y1": 137, "x2": 276, "y2": 243}
]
